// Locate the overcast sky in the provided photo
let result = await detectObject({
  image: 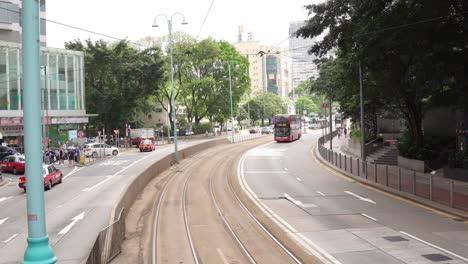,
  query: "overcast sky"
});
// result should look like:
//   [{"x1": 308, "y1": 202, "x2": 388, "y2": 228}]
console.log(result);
[{"x1": 46, "y1": 0, "x2": 323, "y2": 49}]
